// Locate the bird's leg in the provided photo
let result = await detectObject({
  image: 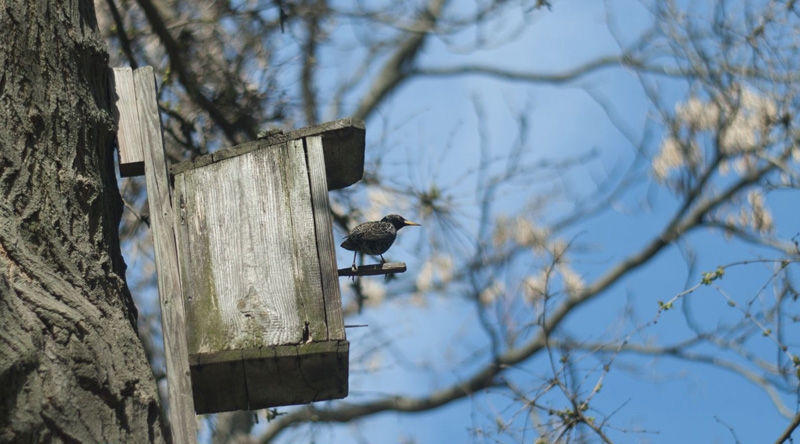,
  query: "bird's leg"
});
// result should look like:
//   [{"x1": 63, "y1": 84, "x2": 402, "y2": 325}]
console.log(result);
[
  {"x1": 379, "y1": 254, "x2": 386, "y2": 264},
  {"x1": 351, "y1": 251, "x2": 358, "y2": 272}
]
